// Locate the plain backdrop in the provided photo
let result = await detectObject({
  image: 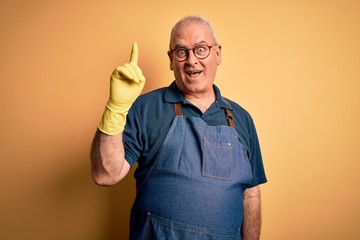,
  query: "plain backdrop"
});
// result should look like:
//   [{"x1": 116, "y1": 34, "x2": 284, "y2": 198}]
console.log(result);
[{"x1": 1, "y1": 0, "x2": 359, "y2": 239}]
